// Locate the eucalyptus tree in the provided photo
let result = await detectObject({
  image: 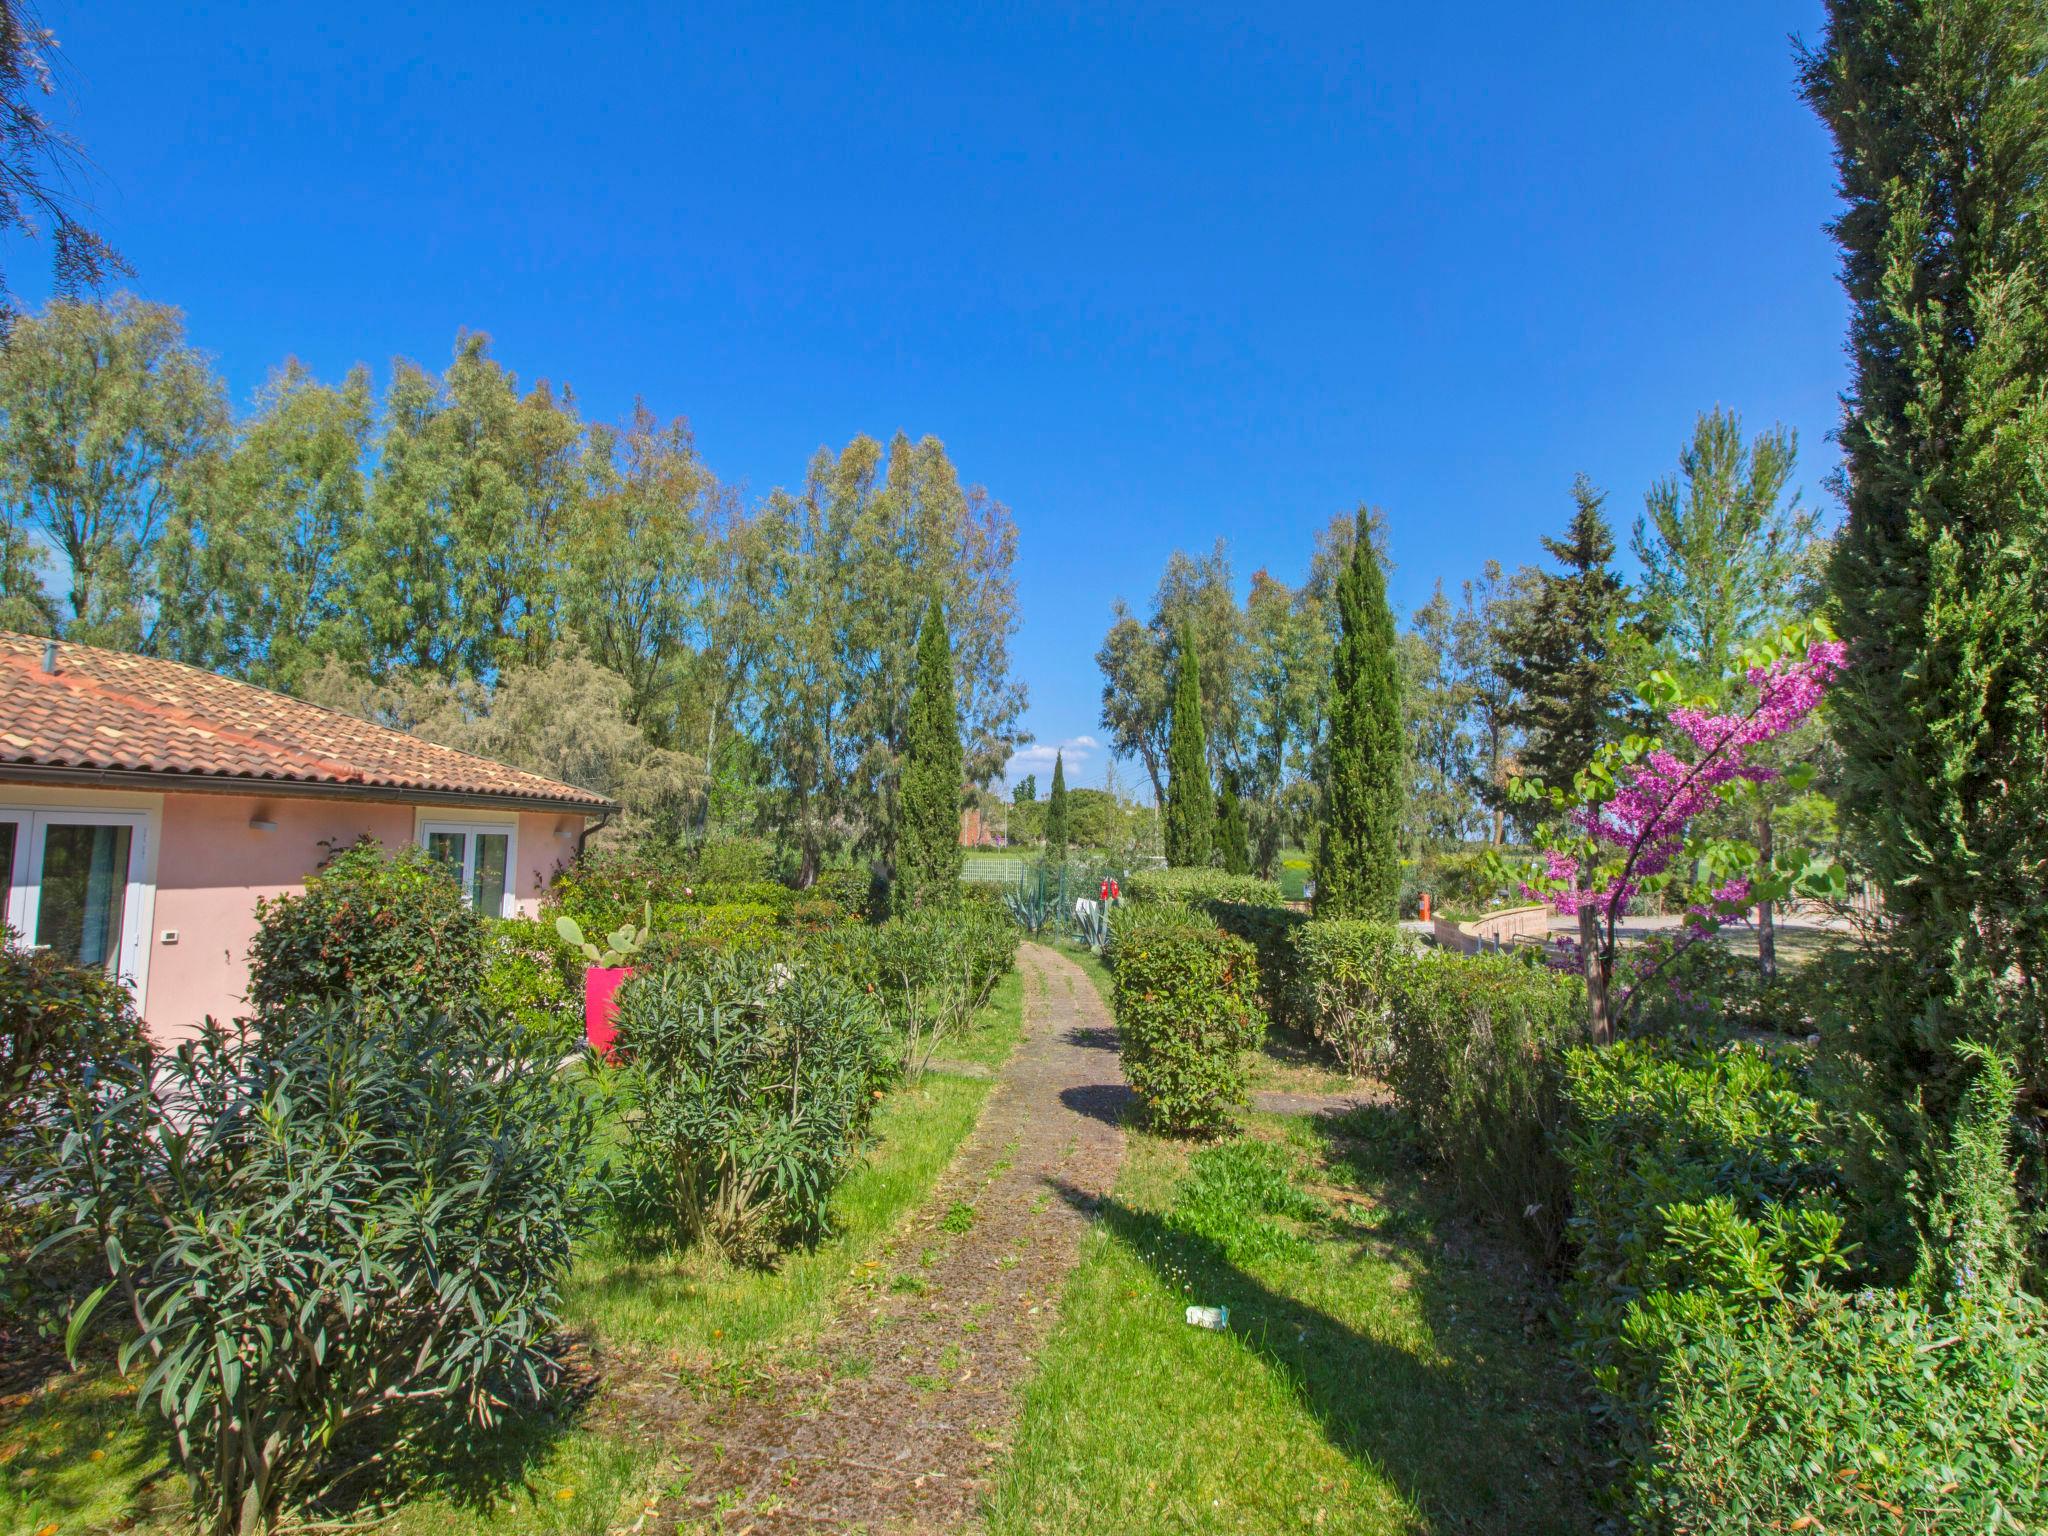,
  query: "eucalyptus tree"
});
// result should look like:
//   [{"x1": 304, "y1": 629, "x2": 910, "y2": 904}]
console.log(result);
[{"x1": 0, "y1": 295, "x2": 227, "y2": 649}]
